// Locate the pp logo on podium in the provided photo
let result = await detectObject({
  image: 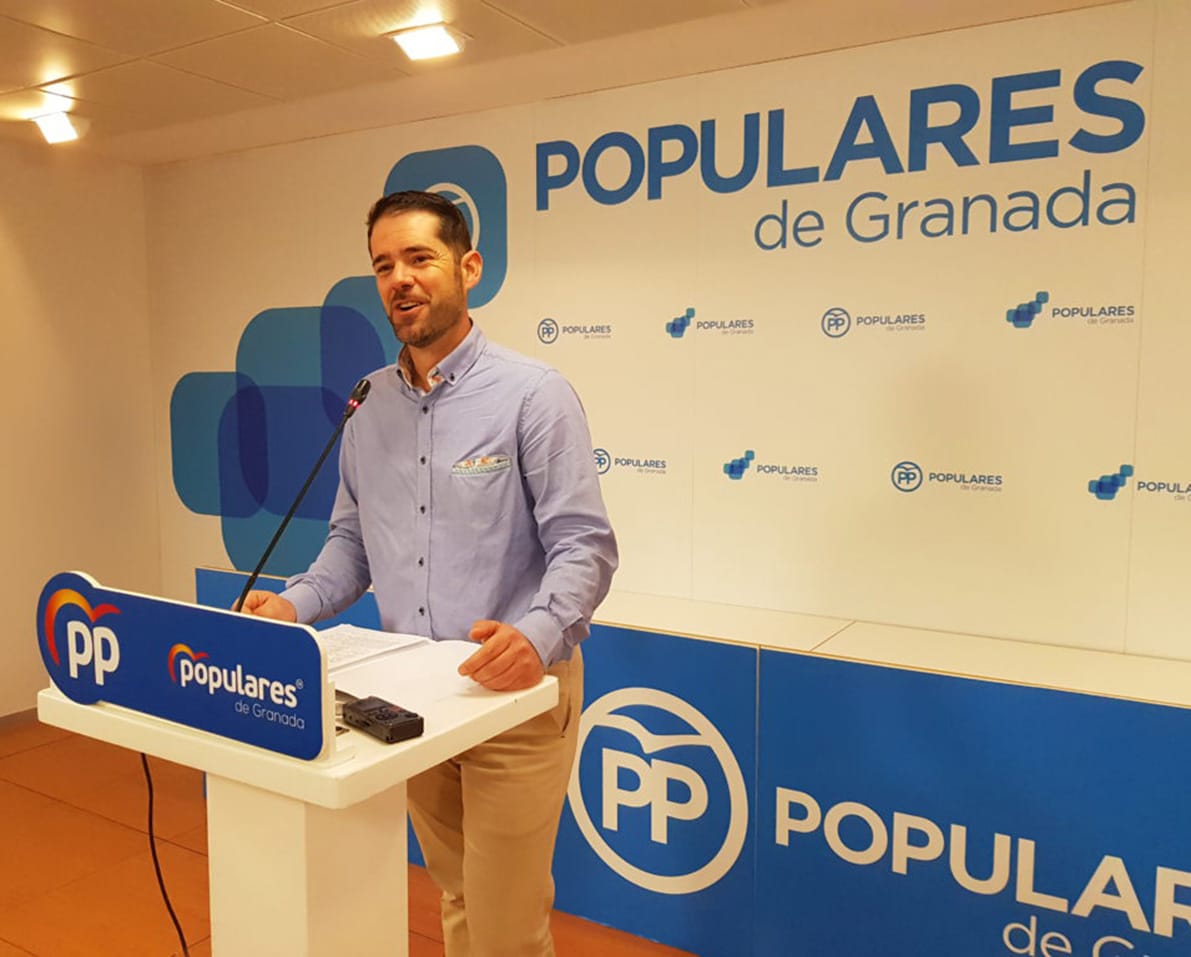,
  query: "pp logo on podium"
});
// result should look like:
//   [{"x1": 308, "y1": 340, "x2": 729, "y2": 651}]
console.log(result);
[
  {"x1": 39, "y1": 584, "x2": 122, "y2": 701},
  {"x1": 567, "y1": 688, "x2": 748, "y2": 894}
]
